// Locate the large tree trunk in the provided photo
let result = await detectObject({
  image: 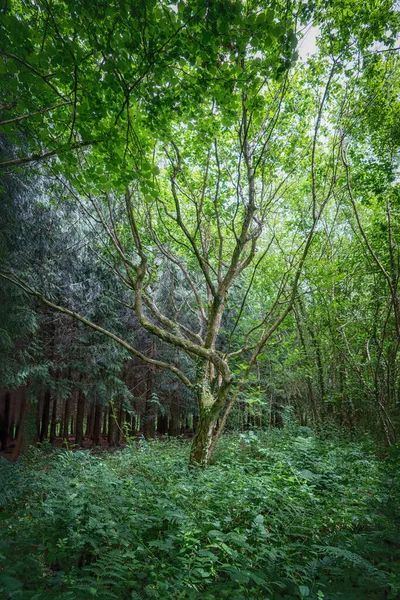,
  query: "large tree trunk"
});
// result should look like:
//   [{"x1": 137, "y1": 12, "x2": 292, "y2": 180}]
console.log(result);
[{"x1": 189, "y1": 373, "x2": 231, "y2": 467}]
